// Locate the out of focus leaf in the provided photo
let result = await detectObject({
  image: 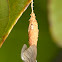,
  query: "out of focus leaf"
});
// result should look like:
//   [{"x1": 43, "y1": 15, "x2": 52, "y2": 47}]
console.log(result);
[
  {"x1": 48, "y1": 0, "x2": 62, "y2": 47},
  {"x1": 0, "y1": 0, "x2": 31, "y2": 48}
]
